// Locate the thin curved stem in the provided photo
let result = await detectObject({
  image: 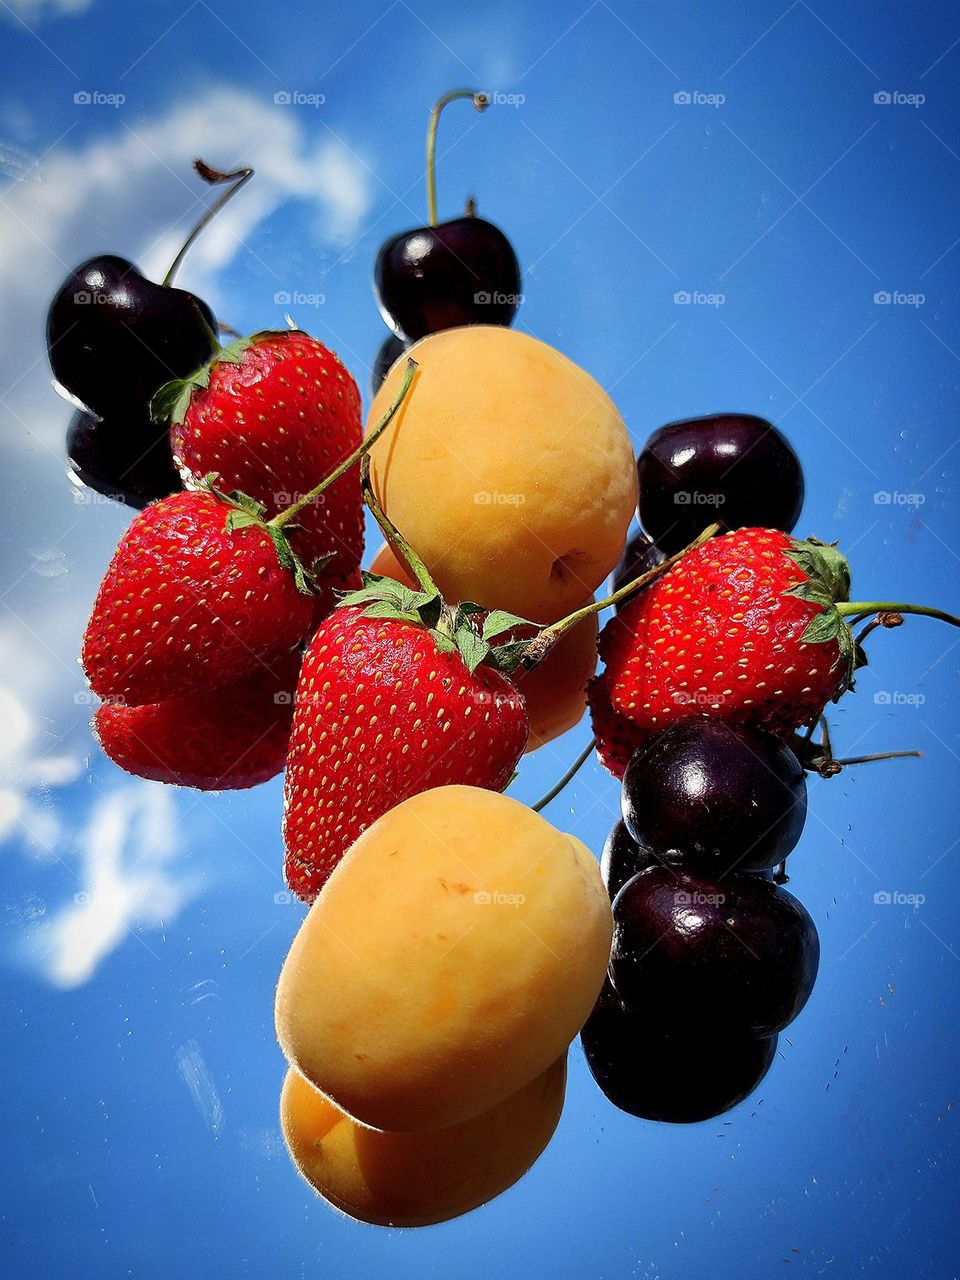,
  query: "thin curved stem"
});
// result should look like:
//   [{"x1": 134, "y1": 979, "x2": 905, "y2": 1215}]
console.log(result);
[
  {"x1": 531, "y1": 739, "x2": 595, "y2": 813},
  {"x1": 271, "y1": 359, "x2": 417, "y2": 530},
  {"x1": 425, "y1": 90, "x2": 488, "y2": 225},
  {"x1": 521, "y1": 523, "x2": 720, "y2": 669},
  {"x1": 163, "y1": 161, "x2": 254, "y2": 287},
  {"x1": 837, "y1": 601, "x2": 960, "y2": 629},
  {"x1": 360, "y1": 458, "x2": 437, "y2": 596}
]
